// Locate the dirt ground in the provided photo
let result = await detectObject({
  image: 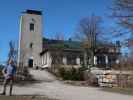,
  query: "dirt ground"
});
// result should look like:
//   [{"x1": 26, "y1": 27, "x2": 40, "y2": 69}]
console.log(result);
[{"x1": 0, "y1": 69, "x2": 133, "y2": 100}]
